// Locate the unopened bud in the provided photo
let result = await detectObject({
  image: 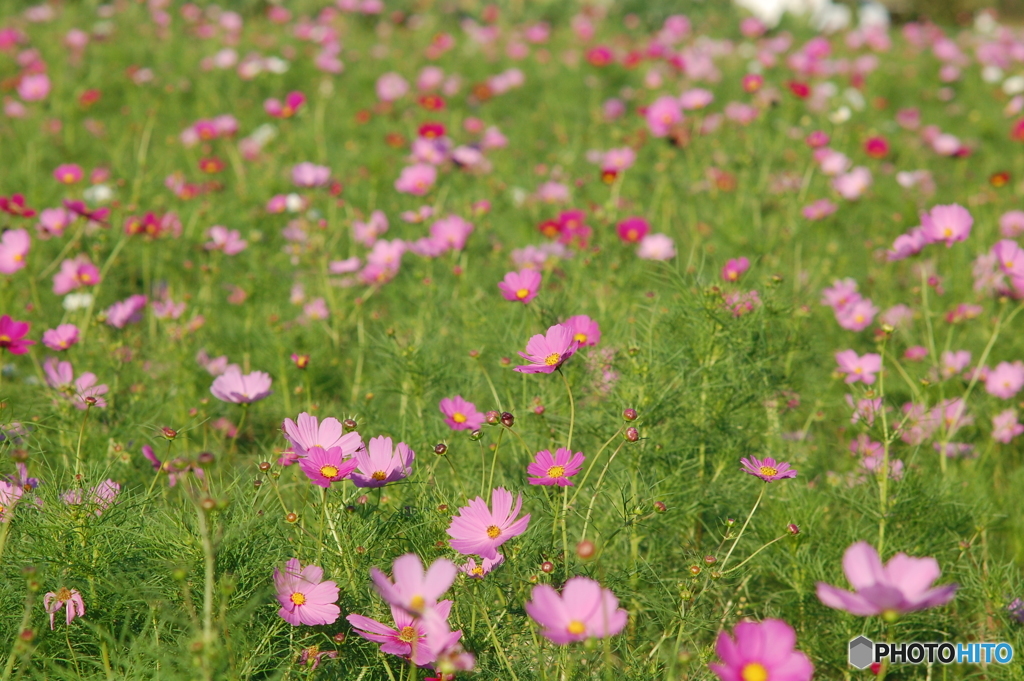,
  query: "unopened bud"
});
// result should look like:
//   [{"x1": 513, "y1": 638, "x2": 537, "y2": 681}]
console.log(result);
[
  {"x1": 540, "y1": 561, "x2": 554, "y2": 574},
  {"x1": 469, "y1": 429, "x2": 483, "y2": 441},
  {"x1": 258, "y1": 461, "x2": 272, "y2": 472},
  {"x1": 485, "y1": 410, "x2": 500, "y2": 425},
  {"x1": 703, "y1": 555, "x2": 716, "y2": 565},
  {"x1": 654, "y1": 501, "x2": 666, "y2": 513},
  {"x1": 161, "y1": 427, "x2": 177, "y2": 440},
  {"x1": 342, "y1": 418, "x2": 357, "y2": 432},
  {"x1": 333, "y1": 632, "x2": 346, "y2": 644},
  {"x1": 623, "y1": 408, "x2": 637, "y2": 421},
  {"x1": 285, "y1": 512, "x2": 299, "y2": 523},
  {"x1": 576, "y1": 540, "x2": 596, "y2": 559},
  {"x1": 434, "y1": 443, "x2": 448, "y2": 456},
  {"x1": 787, "y1": 523, "x2": 800, "y2": 535},
  {"x1": 19, "y1": 628, "x2": 34, "y2": 642},
  {"x1": 533, "y1": 405, "x2": 545, "y2": 415},
  {"x1": 200, "y1": 498, "x2": 216, "y2": 511},
  {"x1": 197, "y1": 451, "x2": 214, "y2": 465},
  {"x1": 625, "y1": 427, "x2": 639, "y2": 442},
  {"x1": 500, "y1": 412, "x2": 515, "y2": 428},
  {"x1": 688, "y1": 565, "x2": 701, "y2": 576},
  {"x1": 726, "y1": 517, "x2": 736, "y2": 527}
]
